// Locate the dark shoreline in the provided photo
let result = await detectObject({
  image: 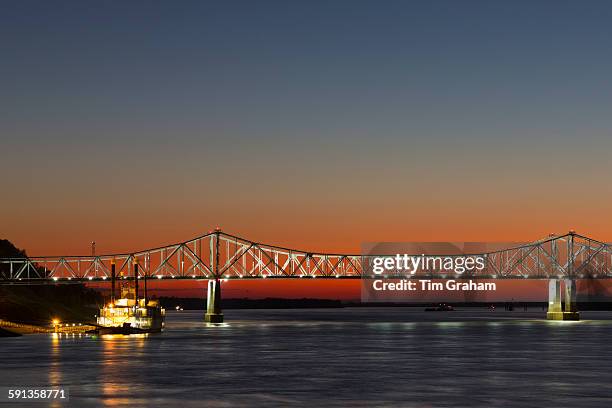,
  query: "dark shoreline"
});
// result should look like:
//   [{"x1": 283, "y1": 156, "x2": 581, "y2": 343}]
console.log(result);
[
  {"x1": 159, "y1": 297, "x2": 612, "y2": 311},
  {"x1": 0, "y1": 285, "x2": 101, "y2": 325}
]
